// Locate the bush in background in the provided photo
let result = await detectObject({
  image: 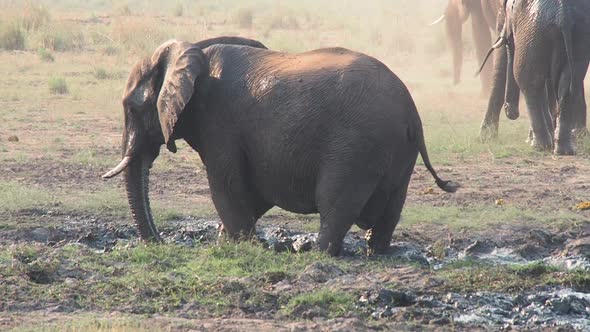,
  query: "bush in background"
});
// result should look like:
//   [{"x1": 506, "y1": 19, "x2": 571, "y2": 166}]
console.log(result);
[{"x1": 48, "y1": 76, "x2": 68, "y2": 95}]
